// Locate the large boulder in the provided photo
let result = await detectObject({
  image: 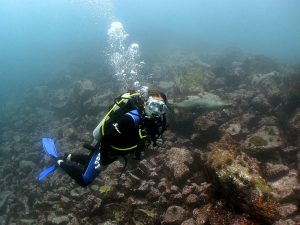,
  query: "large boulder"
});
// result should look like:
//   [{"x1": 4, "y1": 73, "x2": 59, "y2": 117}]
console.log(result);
[
  {"x1": 174, "y1": 68, "x2": 211, "y2": 95},
  {"x1": 164, "y1": 147, "x2": 194, "y2": 182},
  {"x1": 262, "y1": 163, "x2": 289, "y2": 180},
  {"x1": 206, "y1": 135, "x2": 279, "y2": 223},
  {"x1": 251, "y1": 71, "x2": 282, "y2": 104},
  {"x1": 161, "y1": 206, "x2": 187, "y2": 225},
  {"x1": 268, "y1": 169, "x2": 300, "y2": 201},
  {"x1": 244, "y1": 125, "x2": 285, "y2": 154},
  {"x1": 289, "y1": 108, "x2": 300, "y2": 144}
]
